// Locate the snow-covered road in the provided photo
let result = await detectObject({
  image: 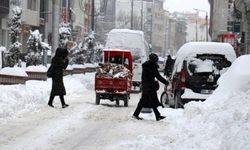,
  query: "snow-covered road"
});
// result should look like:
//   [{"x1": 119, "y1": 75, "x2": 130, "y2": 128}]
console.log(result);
[
  {"x1": 0, "y1": 73, "x2": 169, "y2": 150},
  {"x1": 1, "y1": 66, "x2": 250, "y2": 150}
]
